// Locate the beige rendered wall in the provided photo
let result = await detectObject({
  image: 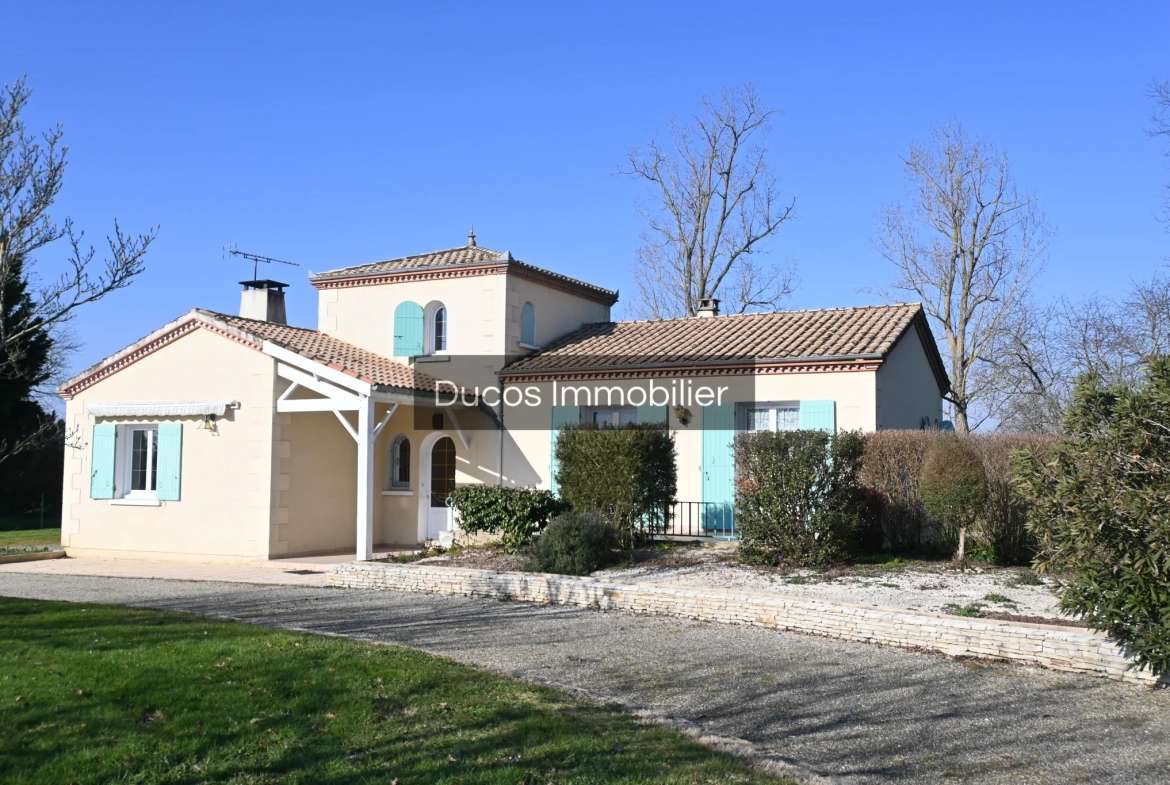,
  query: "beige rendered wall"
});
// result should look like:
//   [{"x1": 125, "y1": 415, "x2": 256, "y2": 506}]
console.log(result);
[
  {"x1": 875, "y1": 329, "x2": 944, "y2": 429},
  {"x1": 60, "y1": 327, "x2": 277, "y2": 563},
  {"x1": 503, "y1": 273, "x2": 611, "y2": 355},
  {"x1": 504, "y1": 370, "x2": 878, "y2": 497}
]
